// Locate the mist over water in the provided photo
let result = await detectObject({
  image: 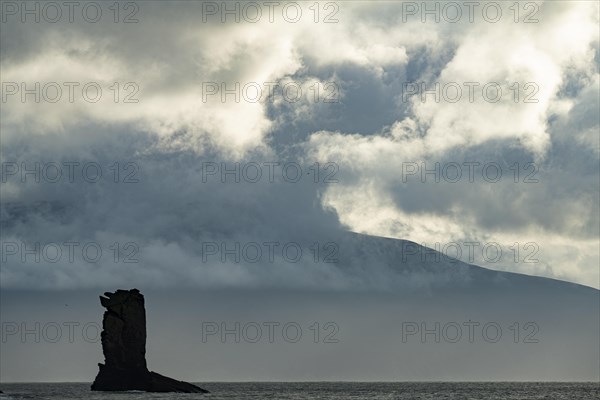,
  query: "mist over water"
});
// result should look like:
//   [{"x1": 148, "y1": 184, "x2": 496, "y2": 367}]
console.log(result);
[{"x1": 1, "y1": 0, "x2": 599, "y2": 395}]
